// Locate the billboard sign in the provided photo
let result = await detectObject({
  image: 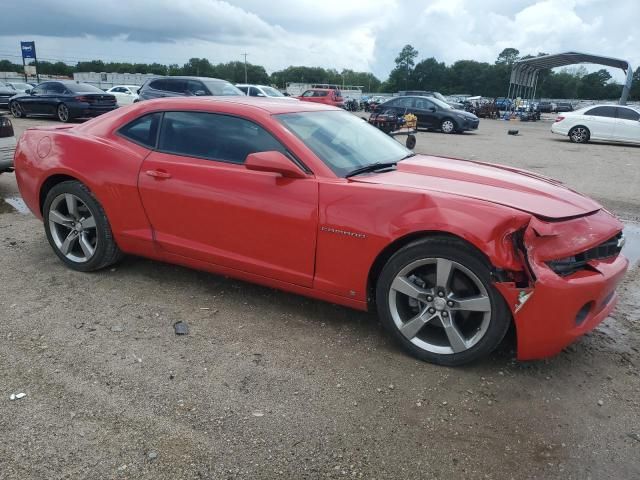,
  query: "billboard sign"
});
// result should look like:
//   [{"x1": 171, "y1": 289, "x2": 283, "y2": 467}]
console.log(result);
[{"x1": 21, "y1": 41, "x2": 36, "y2": 60}]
